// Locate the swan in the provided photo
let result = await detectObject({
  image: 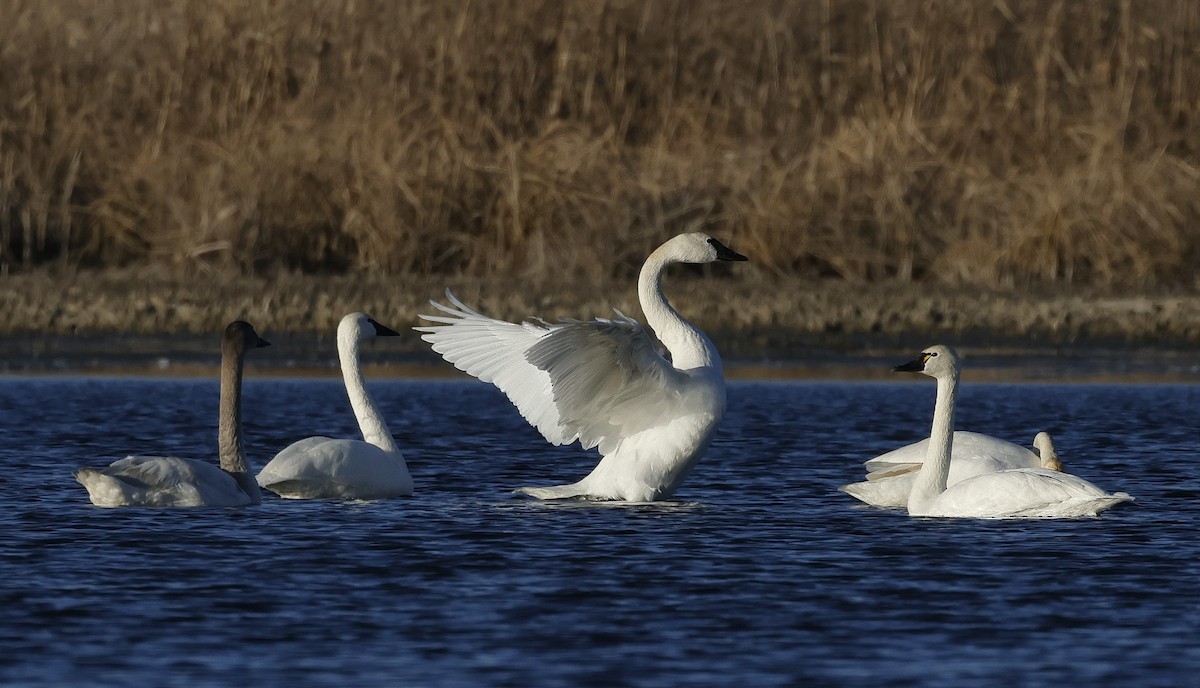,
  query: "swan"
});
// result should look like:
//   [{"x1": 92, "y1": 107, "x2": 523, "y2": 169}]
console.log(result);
[
  {"x1": 74, "y1": 321, "x2": 270, "y2": 507},
  {"x1": 416, "y1": 232, "x2": 748, "y2": 502},
  {"x1": 841, "y1": 431, "x2": 1064, "y2": 508},
  {"x1": 256, "y1": 313, "x2": 413, "y2": 499},
  {"x1": 888, "y1": 344, "x2": 1131, "y2": 518}
]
